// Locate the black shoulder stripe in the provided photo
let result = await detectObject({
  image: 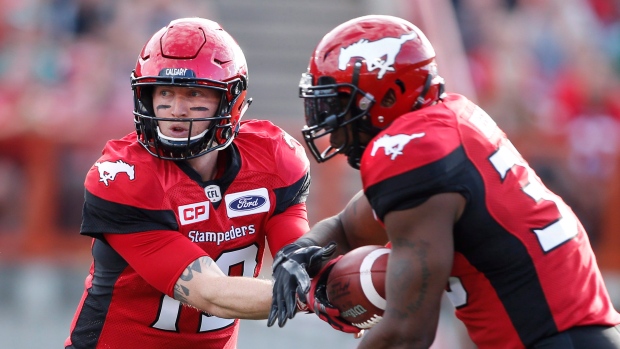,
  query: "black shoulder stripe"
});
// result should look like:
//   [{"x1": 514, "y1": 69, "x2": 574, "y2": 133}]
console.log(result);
[
  {"x1": 366, "y1": 146, "x2": 469, "y2": 221},
  {"x1": 81, "y1": 189, "x2": 178, "y2": 237},
  {"x1": 273, "y1": 171, "x2": 311, "y2": 215}
]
